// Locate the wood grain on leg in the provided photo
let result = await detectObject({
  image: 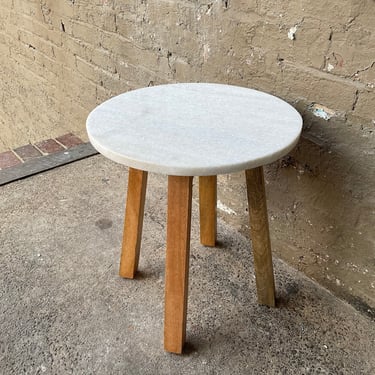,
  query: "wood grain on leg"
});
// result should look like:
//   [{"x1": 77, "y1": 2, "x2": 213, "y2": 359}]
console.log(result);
[
  {"x1": 199, "y1": 175, "x2": 217, "y2": 247},
  {"x1": 164, "y1": 175, "x2": 193, "y2": 354},
  {"x1": 245, "y1": 167, "x2": 276, "y2": 307},
  {"x1": 119, "y1": 168, "x2": 148, "y2": 279}
]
